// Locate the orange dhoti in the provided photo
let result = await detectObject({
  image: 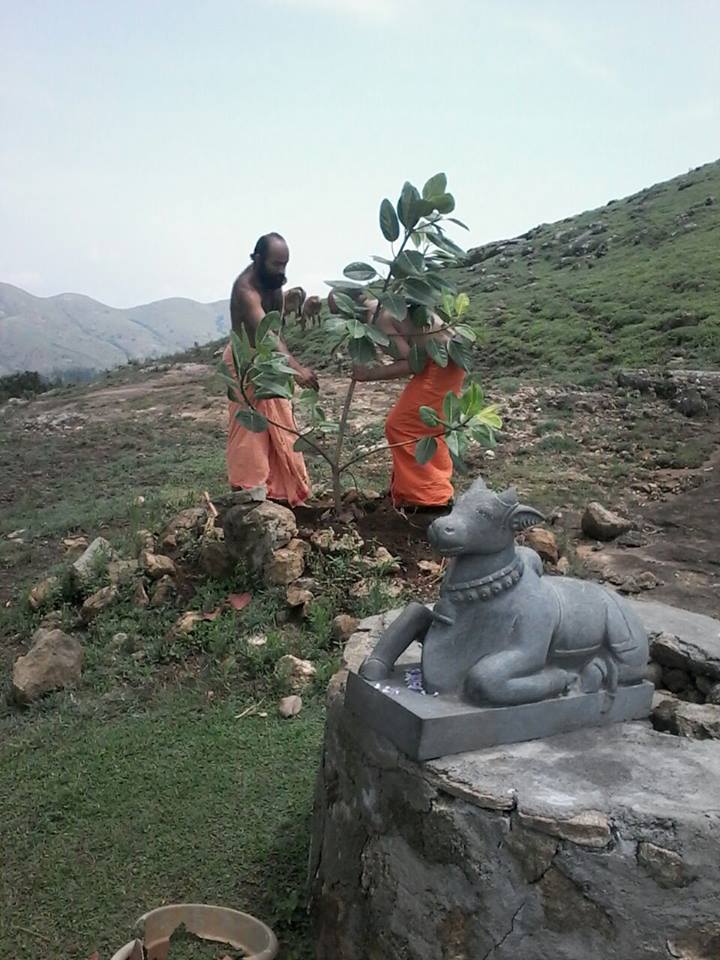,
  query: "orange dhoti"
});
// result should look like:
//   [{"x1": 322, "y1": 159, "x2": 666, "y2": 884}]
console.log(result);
[
  {"x1": 385, "y1": 360, "x2": 465, "y2": 508},
  {"x1": 223, "y1": 343, "x2": 310, "y2": 507}
]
